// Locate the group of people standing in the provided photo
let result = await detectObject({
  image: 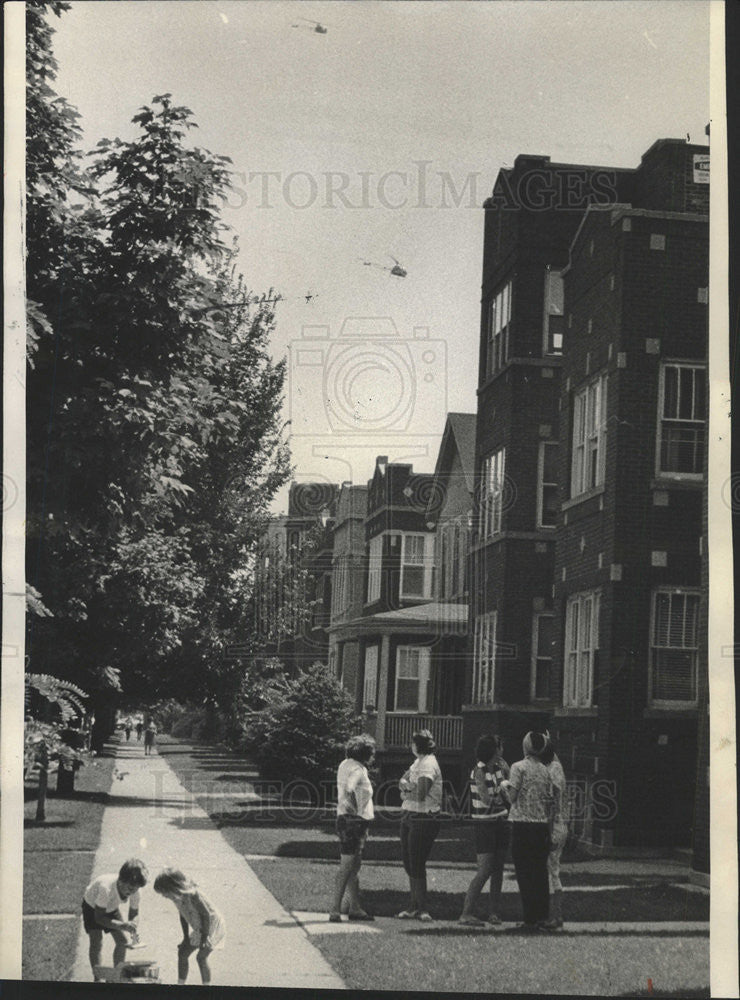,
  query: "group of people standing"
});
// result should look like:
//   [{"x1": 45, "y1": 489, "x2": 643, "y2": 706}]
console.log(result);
[{"x1": 330, "y1": 727, "x2": 567, "y2": 931}]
